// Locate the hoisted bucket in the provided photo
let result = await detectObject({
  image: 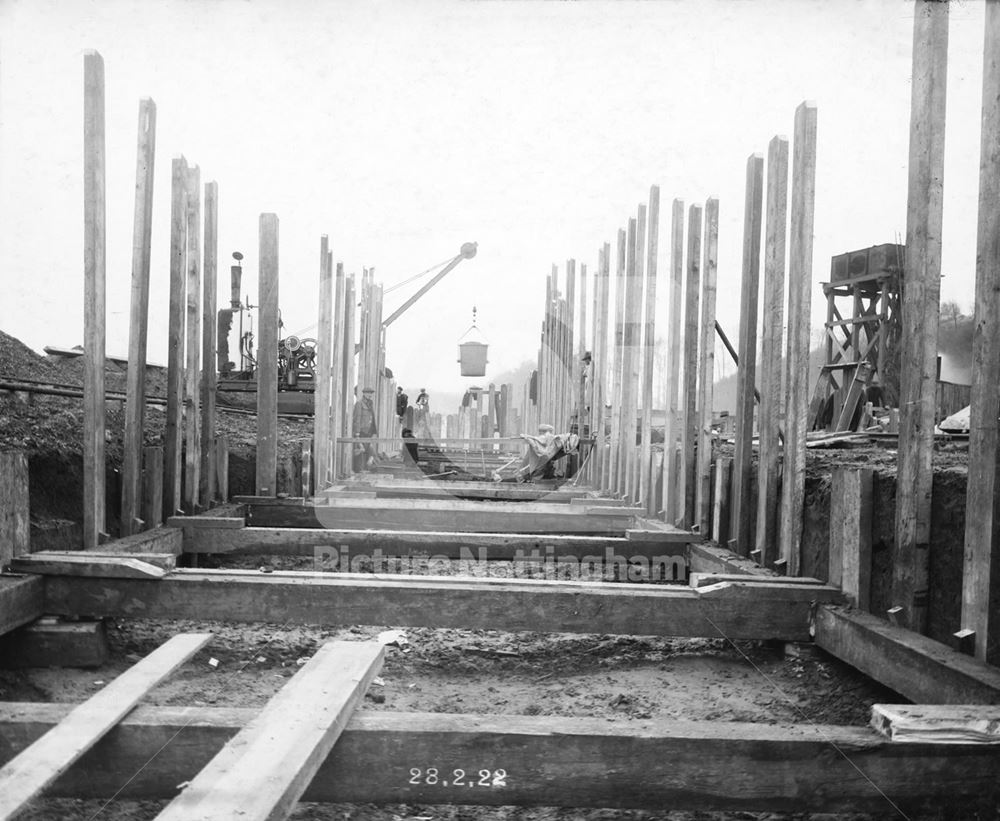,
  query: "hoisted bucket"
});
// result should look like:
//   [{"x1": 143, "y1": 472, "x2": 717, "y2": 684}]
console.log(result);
[
  {"x1": 458, "y1": 340, "x2": 489, "y2": 376},
  {"x1": 457, "y1": 306, "x2": 489, "y2": 377}
]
